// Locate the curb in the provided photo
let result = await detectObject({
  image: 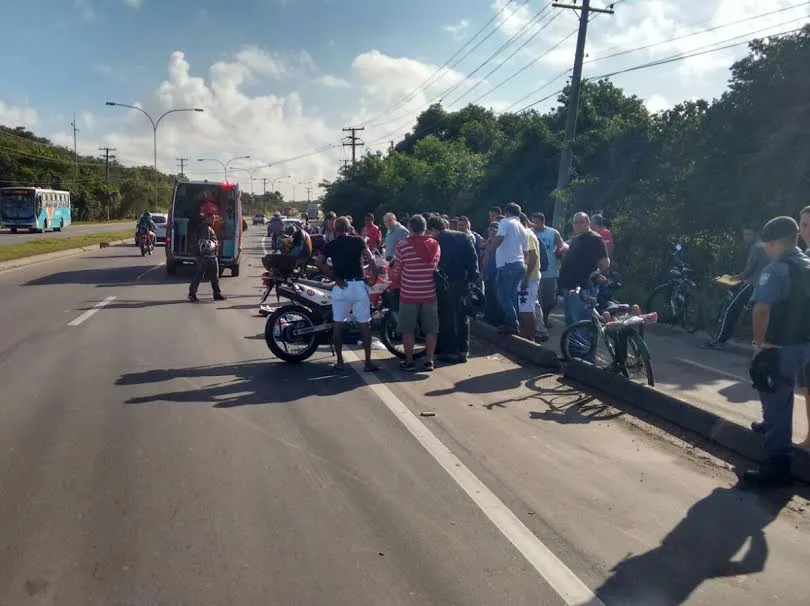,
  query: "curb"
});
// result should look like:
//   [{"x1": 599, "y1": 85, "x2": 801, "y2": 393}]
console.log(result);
[
  {"x1": 470, "y1": 319, "x2": 810, "y2": 483},
  {"x1": 0, "y1": 239, "x2": 132, "y2": 274},
  {"x1": 470, "y1": 320, "x2": 561, "y2": 370}
]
